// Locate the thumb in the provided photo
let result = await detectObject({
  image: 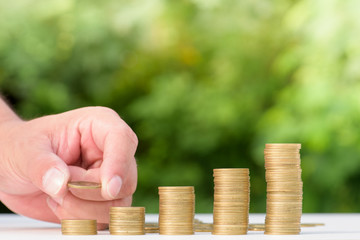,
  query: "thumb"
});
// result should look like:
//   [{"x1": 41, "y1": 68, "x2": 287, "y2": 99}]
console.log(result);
[{"x1": 27, "y1": 152, "x2": 70, "y2": 202}]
